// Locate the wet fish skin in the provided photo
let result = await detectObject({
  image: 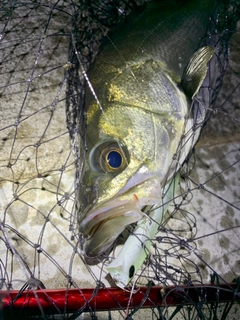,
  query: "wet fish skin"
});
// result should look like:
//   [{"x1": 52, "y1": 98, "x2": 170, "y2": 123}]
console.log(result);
[{"x1": 77, "y1": 0, "x2": 215, "y2": 258}]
